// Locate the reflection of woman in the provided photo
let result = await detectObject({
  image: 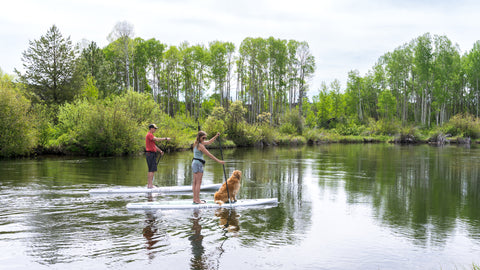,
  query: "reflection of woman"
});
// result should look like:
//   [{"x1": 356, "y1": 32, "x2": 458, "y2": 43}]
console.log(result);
[
  {"x1": 189, "y1": 210, "x2": 206, "y2": 269},
  {"x1": 192, "y1": 131, "x2": 224, "y2": 204}
]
